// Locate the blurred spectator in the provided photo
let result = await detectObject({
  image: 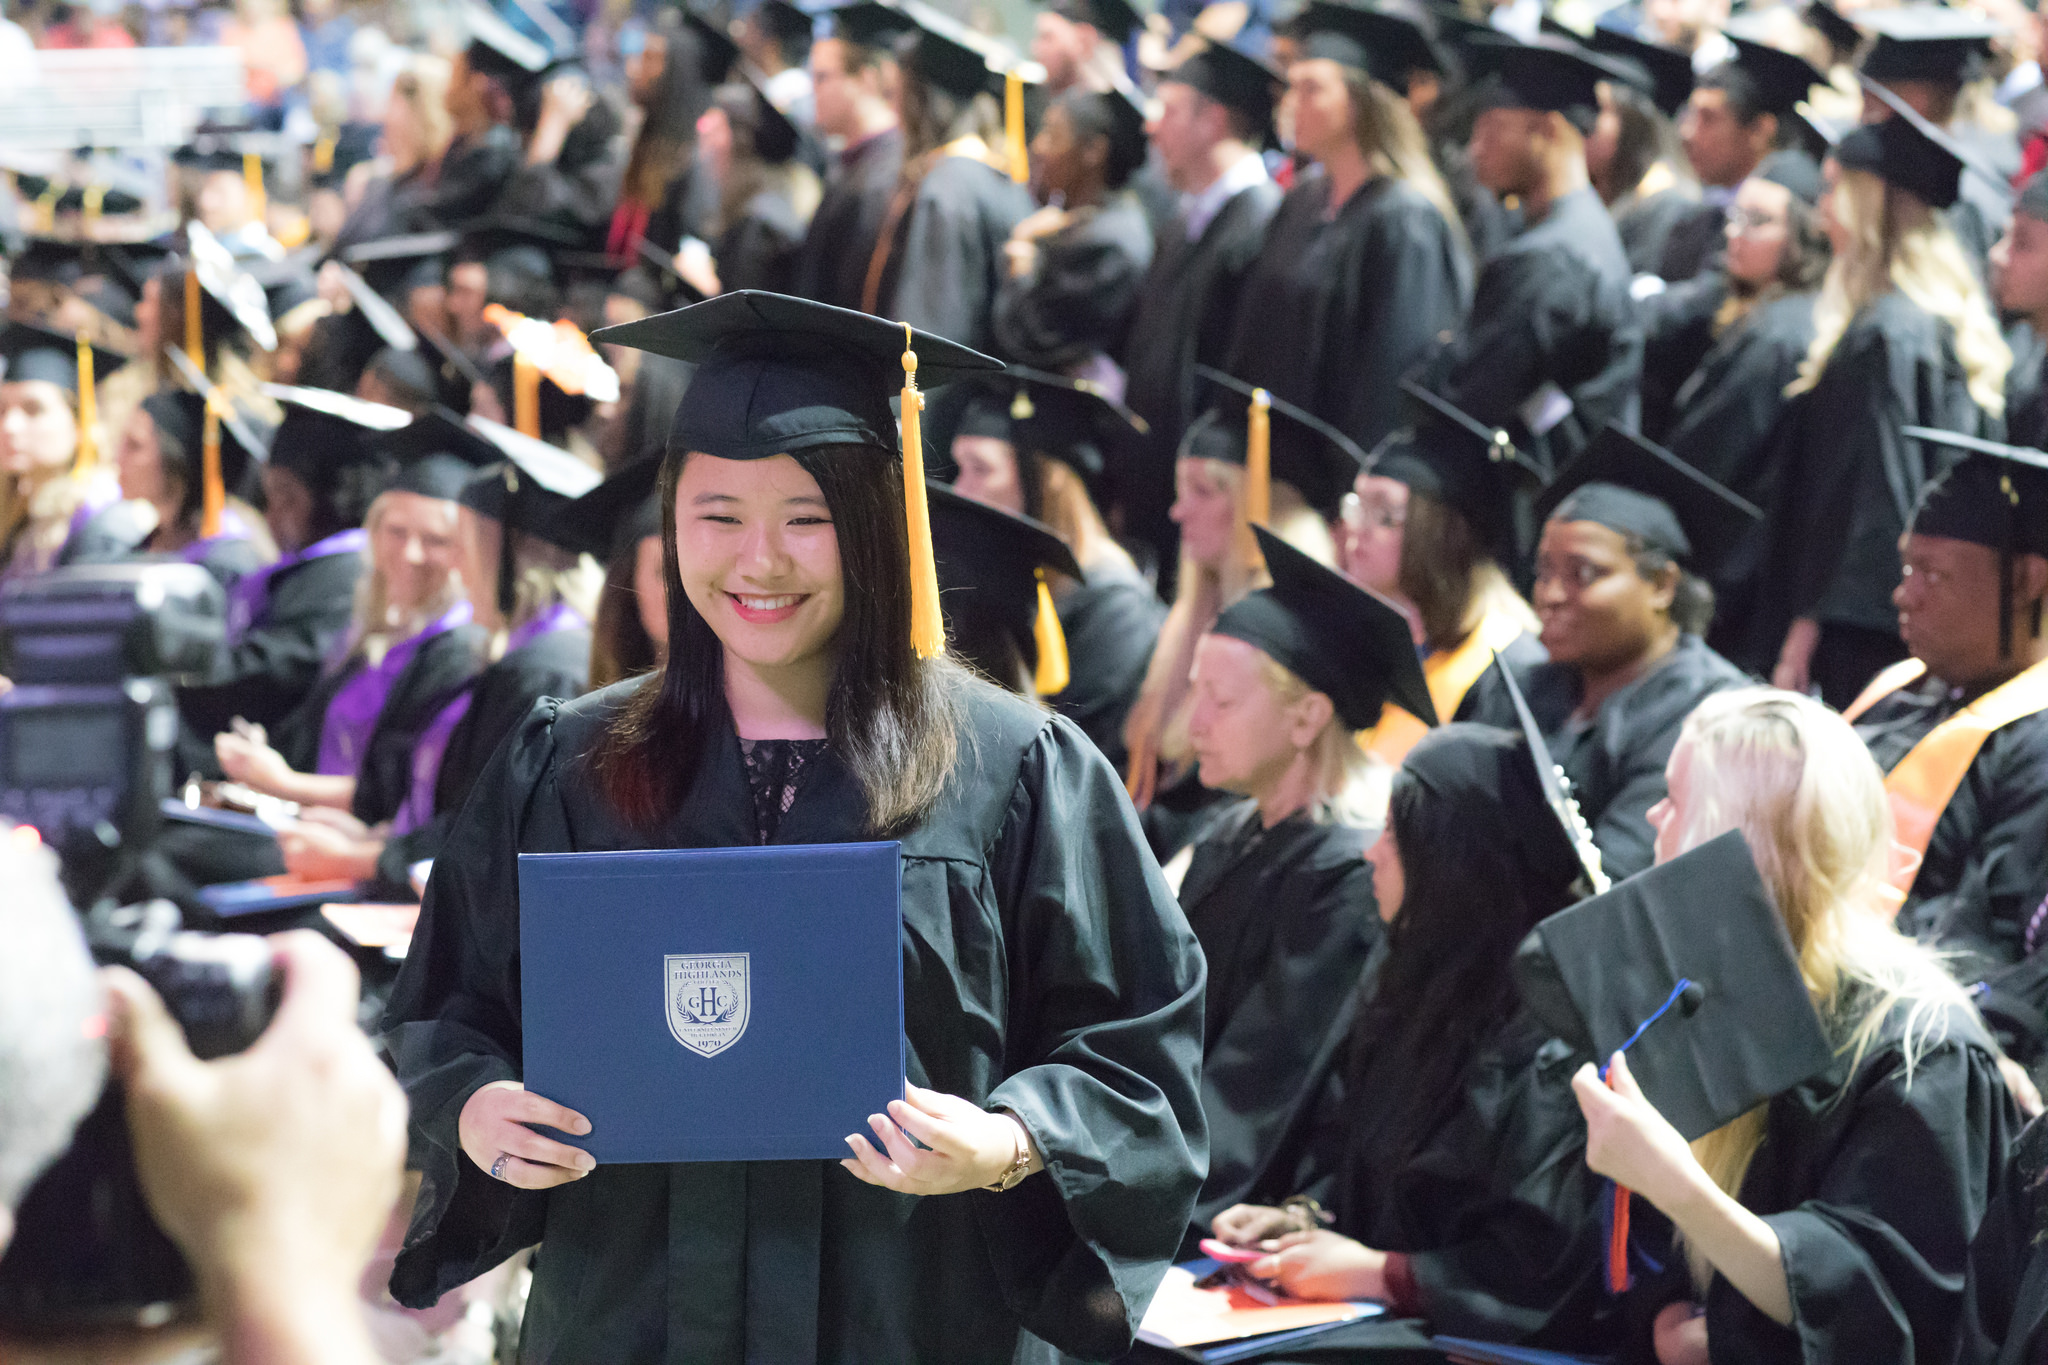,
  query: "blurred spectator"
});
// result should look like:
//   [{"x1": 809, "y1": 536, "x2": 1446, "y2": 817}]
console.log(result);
[
  {"x1": 40, "y1": 0, "x2": 137, "y2": 48},
  {"x1": 223, "y1": 0, "x2": 308, "y2": 118}
]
